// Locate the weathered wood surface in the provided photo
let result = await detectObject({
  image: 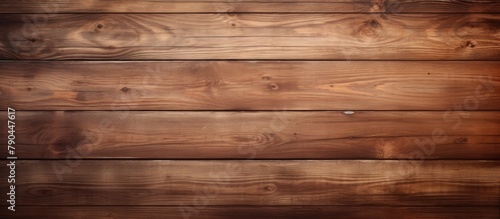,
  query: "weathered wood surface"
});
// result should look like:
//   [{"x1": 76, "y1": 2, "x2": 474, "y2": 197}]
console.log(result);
[
  {"x1": 0, "y1": 160, "x2": 498, "y2": 206},
  {"x1": 1, "y1": 61, "x2": 499, "y2": 110},
  {"x1": 1, "y1": 111, "x2": 498, "y2": 159},
  {"x1": 1, "y1": 14, "x2": 499, "y2": 60},
  {"x1": 0, "y1": 0, "x2": 499, "y2": 13},
  {"x1": 1, "y1": 206, "x2": 498, "y2": 219},
  {"x1": 1, "y1": 0, "x2": 499, "y2": 218}
]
